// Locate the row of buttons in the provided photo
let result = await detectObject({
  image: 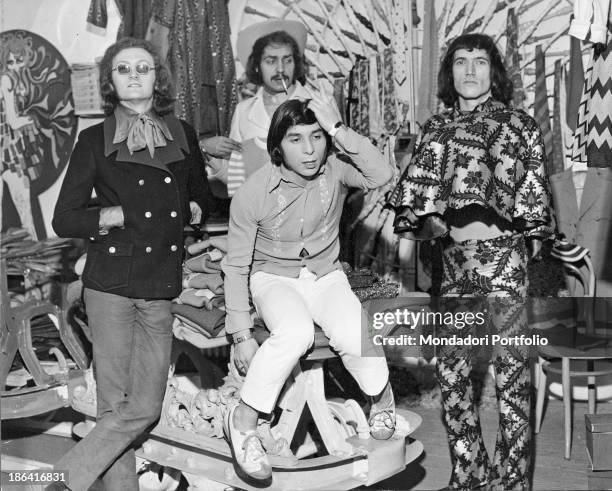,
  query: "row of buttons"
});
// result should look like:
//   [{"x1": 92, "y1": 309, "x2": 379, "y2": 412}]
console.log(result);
[
  {"x1": 138, "y1": 176, "x2": 173, "y2": 186},
  {"x1": 107, "y1": 245, "x2": 179, "y2": 254},
  {"x1": 143, "y1": 211, "x2": 178, "y2": 218}
]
